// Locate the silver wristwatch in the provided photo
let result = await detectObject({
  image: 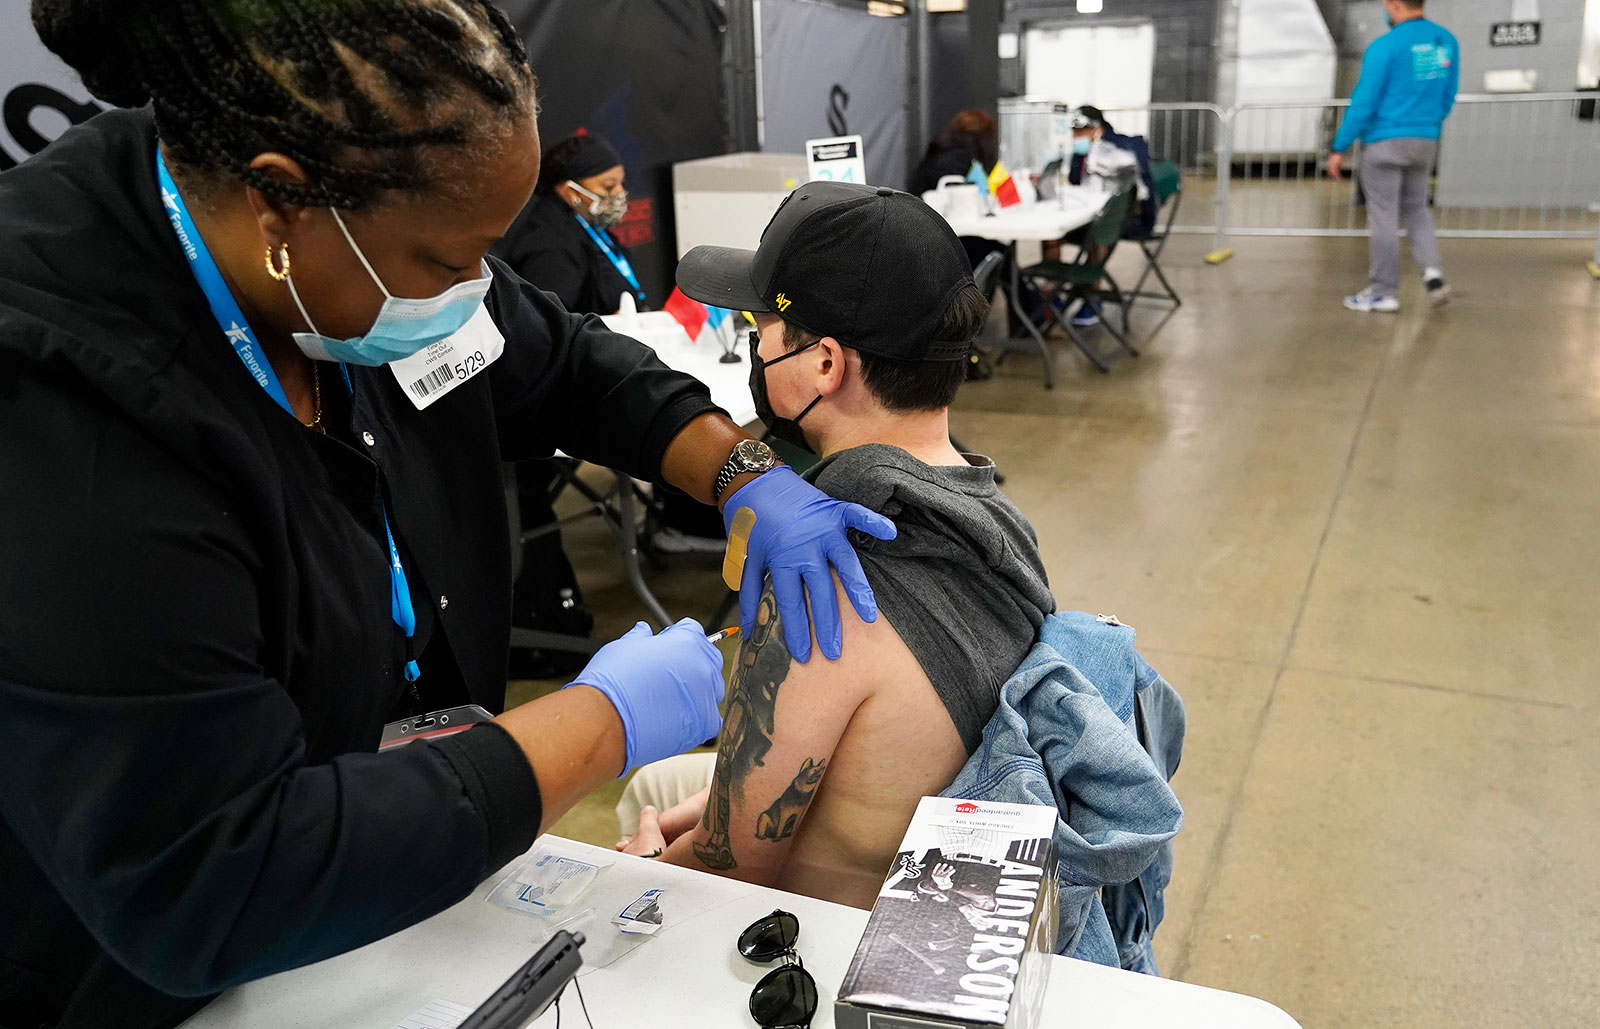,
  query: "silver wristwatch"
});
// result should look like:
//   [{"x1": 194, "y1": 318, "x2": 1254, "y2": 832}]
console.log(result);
[{"x1": 714, "y1": 439, "x2": 780, "y2": 501}]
